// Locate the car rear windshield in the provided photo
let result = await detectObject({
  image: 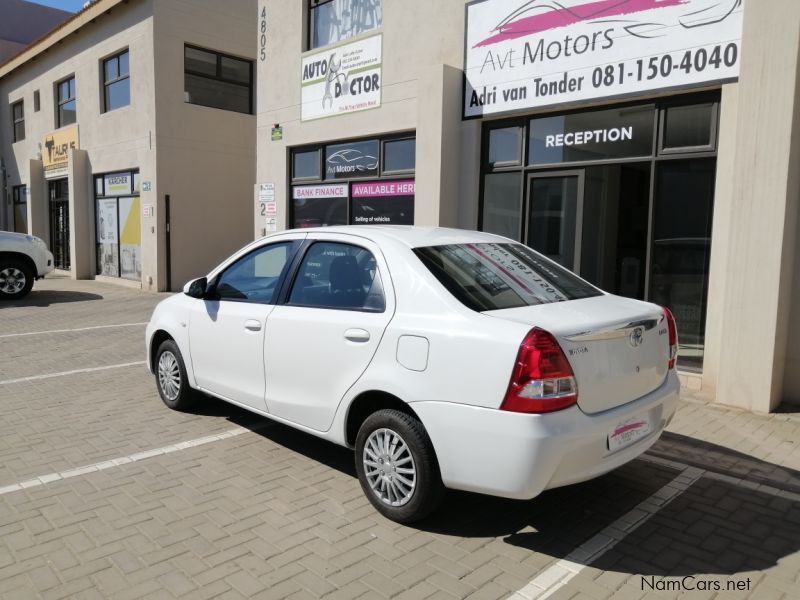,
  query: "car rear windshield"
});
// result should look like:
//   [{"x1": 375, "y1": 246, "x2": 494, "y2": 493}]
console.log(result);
[{"x1": 414, "y1": 243, "x2": 602, "y2": 311}]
